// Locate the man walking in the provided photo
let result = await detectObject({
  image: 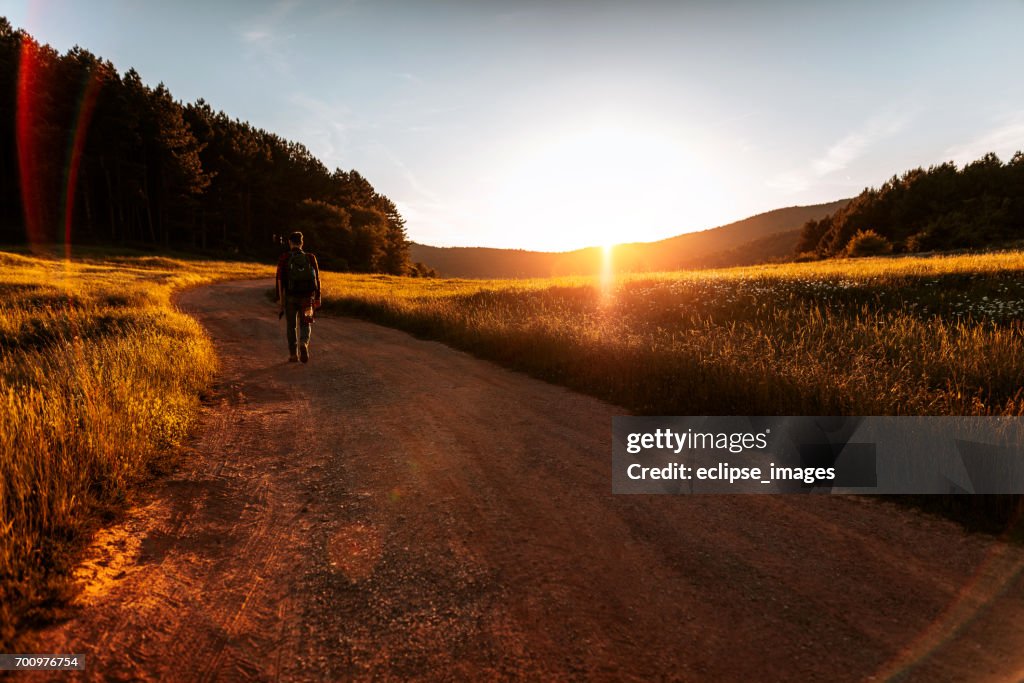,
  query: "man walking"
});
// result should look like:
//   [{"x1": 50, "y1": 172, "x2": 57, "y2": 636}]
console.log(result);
[{"x1": 276, "y1": 231, "x2": 321, "y2": 363}]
